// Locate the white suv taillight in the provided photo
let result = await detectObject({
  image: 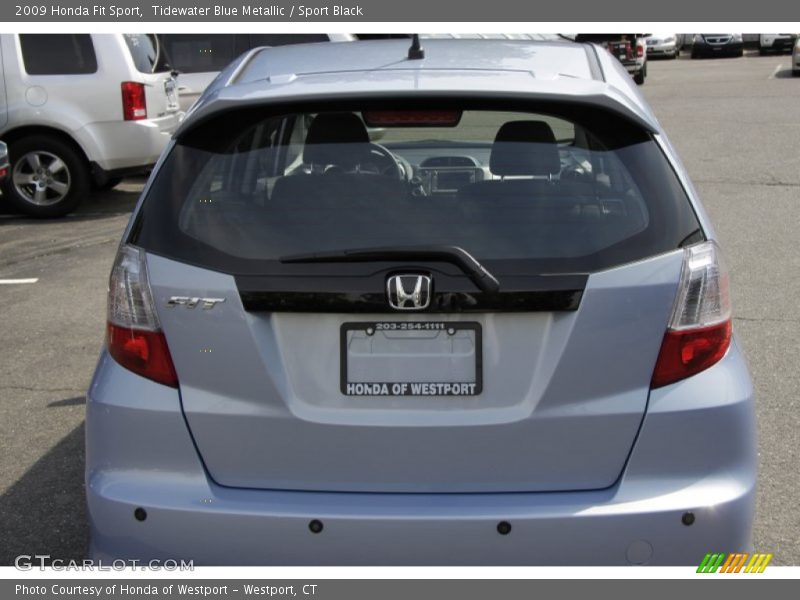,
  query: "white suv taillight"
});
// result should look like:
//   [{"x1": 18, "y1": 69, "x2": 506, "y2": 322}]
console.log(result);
[
  {"x1": 107, "y1": 245, "x2": 178, "y2": 387},
  {"x1": 121, "y1": 81, "x2": 147, "y2": 121},
  {"x1": 651, "y1": 241, "x2": 732, "y2": 388}
]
